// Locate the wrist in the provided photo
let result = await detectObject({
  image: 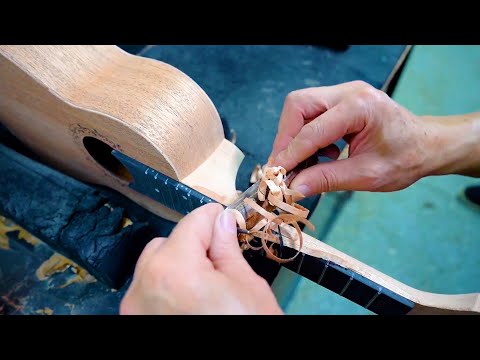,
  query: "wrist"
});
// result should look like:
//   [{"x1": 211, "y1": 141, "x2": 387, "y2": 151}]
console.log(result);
[{"x1": 420, "y1": 113, "x2": 480, "y2": 178}]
